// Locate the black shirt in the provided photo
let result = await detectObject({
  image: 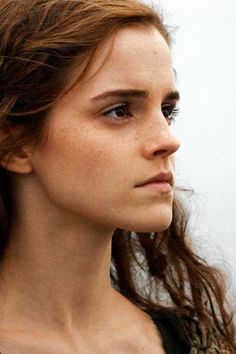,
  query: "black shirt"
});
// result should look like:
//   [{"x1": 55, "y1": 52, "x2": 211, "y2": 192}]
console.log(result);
[{"x1": 148, "y1": 310, "x2": 190, "y2": 354}]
